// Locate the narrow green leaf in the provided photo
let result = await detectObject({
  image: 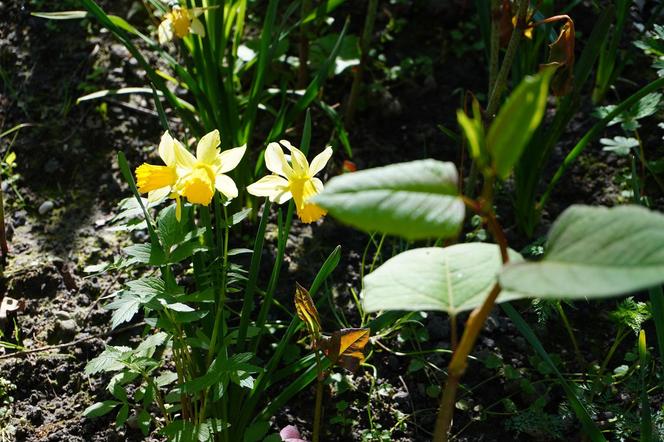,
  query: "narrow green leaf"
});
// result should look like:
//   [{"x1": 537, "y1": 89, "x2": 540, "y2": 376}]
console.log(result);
[
  {"x1": 502, "y1": 303, "x2": 608, "y2": 442},
  {"x1": 31, "y1": 11, "x2": 88, "y2": 20},
  {"x1": 314, "y1": 159, "x2": 464, "y2": 240},
  {"x1": 83, "y1": 400, "x2": 120, "y2": 418},
  {"x1": 488, "y1": 68, "x2": 554, "y2": 179},
  {"x1": 500, "y1": 205, "x2": 664, "y2": 299},
  {"x1": 362, "y1": 244, "x2": 524, "y2": 314}
]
